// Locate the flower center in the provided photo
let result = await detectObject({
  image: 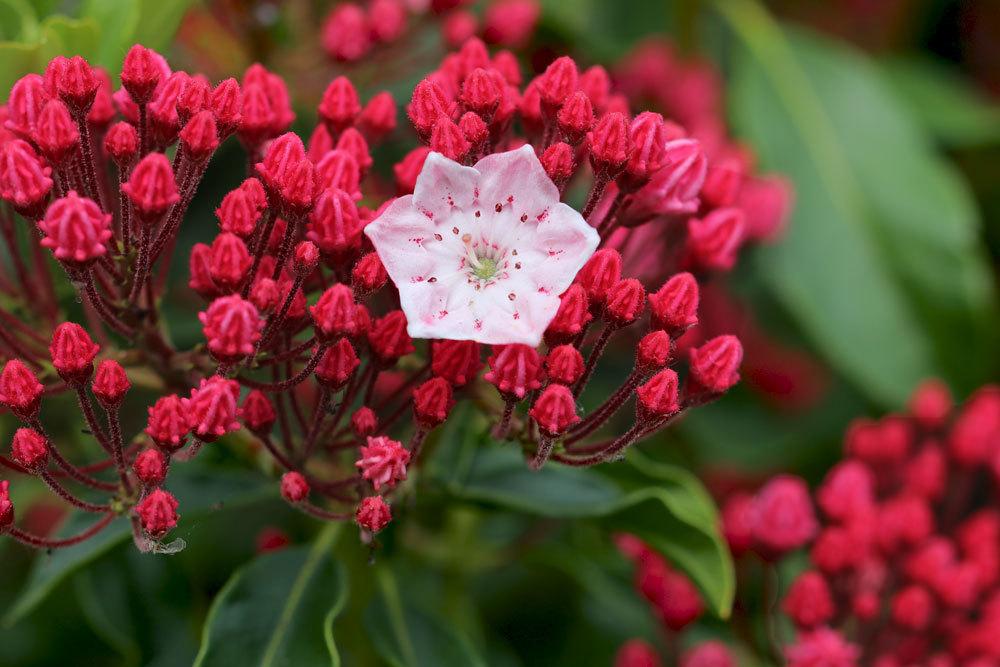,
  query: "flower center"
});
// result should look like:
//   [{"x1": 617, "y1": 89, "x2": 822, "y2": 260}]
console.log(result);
[{"x1": 472, "y1": 256, "x2": 498, "y2": 280}]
